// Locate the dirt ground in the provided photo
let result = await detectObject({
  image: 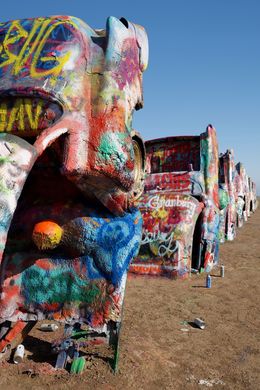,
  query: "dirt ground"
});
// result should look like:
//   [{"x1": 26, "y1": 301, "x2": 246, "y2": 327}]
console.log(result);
[{"x1": 0, "y1": 204, "x2": 259, "y2": 390}]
